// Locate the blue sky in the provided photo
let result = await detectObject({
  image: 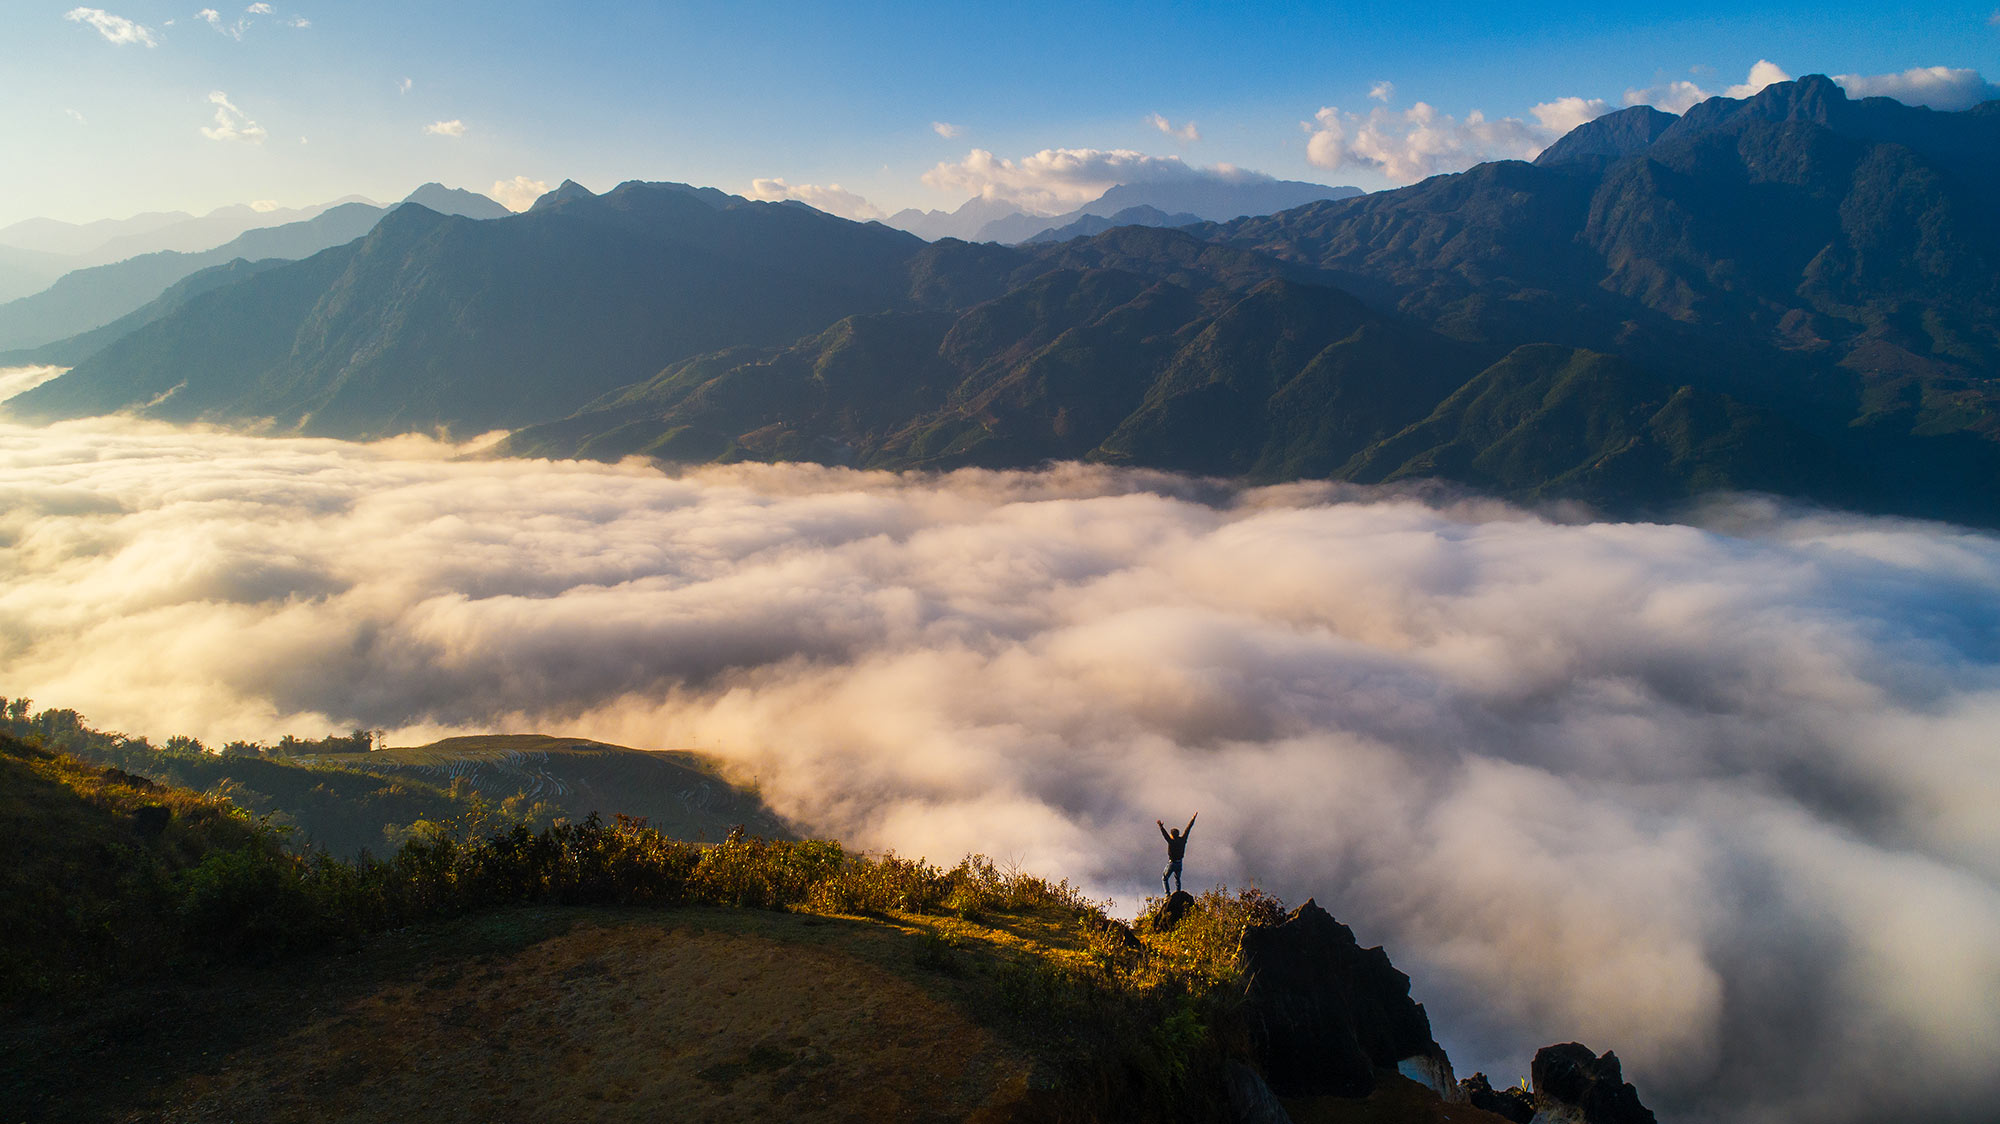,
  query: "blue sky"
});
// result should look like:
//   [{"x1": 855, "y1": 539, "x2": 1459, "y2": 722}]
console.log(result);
[{"x1": 4, "y1": 1, "x2": 1997, "y2": 226}]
